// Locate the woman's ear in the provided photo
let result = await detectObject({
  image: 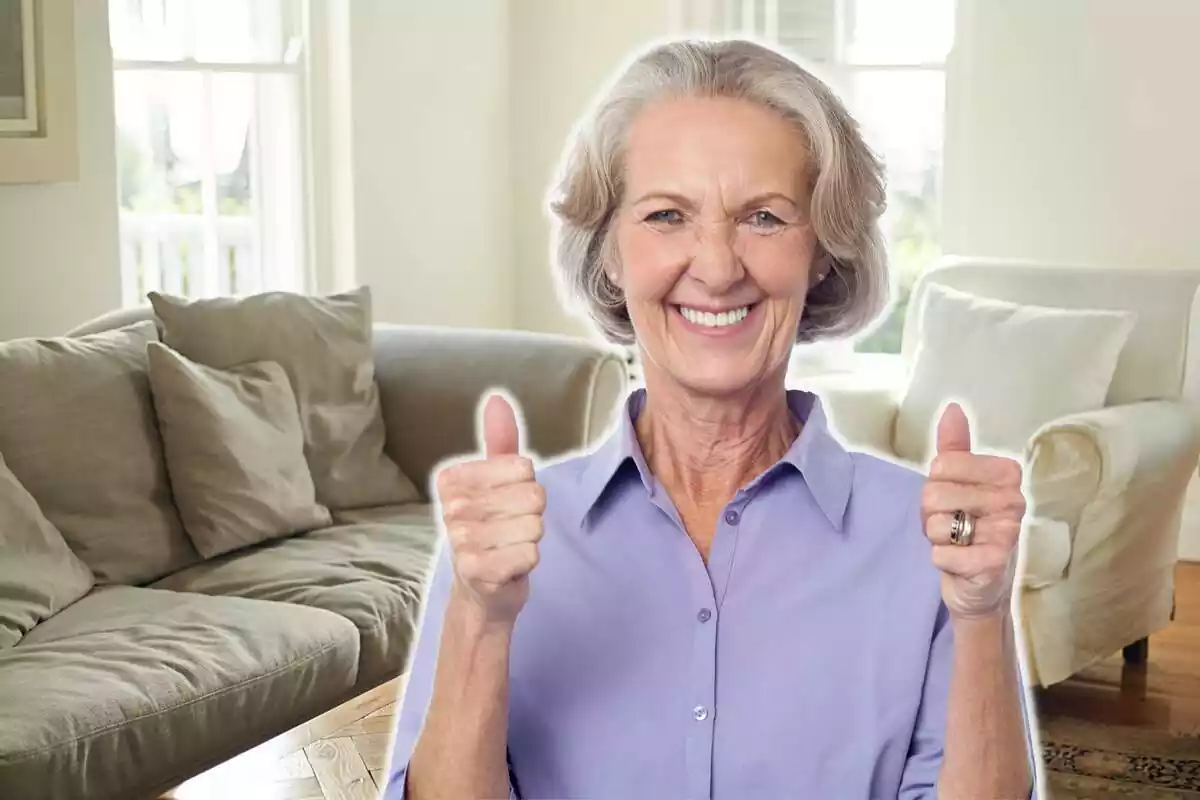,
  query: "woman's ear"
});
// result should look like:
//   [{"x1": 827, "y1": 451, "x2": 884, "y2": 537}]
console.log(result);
[{"x1": 808, "y1": 249, "x2": 832, "y2": 288}]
